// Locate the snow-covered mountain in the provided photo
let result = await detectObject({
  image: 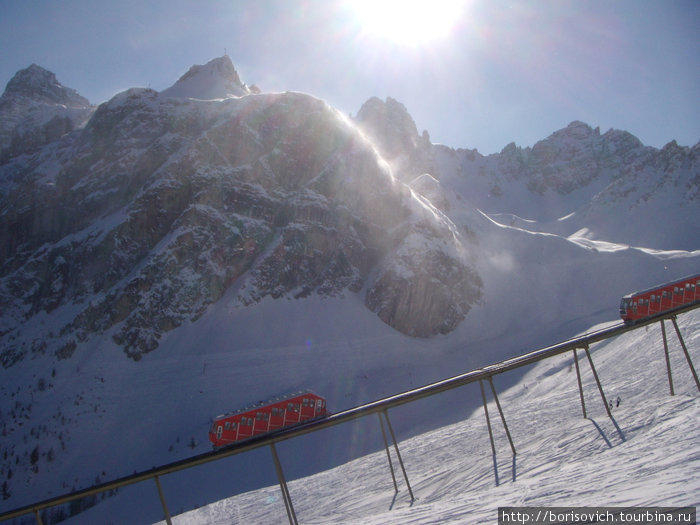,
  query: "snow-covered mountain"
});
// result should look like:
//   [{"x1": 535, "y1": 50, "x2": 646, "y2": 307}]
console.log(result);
[
  {"x1": 160, "y1": 56, "x2": 251, "y2": 100},
  {"x1": 432, "y1": 120, "x2": 699, "y2": 251},
  {"x1": 0, "y1": 61, "x2": 481, "y2": 366},
  {"x1": 0, "y1": 58, "x2": 698, "y2": 523}
]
